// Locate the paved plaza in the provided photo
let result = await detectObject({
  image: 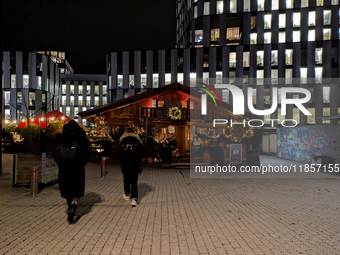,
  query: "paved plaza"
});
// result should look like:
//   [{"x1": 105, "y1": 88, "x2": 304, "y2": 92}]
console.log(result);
[{"x1": 1, "y1": 153, "x2": 340, "y2": 255}]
